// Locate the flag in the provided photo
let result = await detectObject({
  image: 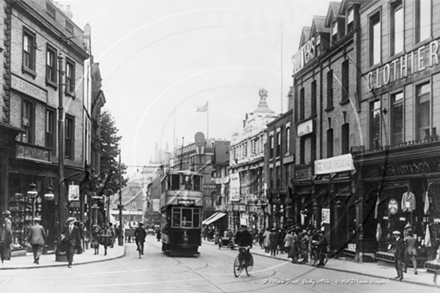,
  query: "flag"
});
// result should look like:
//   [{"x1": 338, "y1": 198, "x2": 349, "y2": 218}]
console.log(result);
[
  {"x1": 423, "y1": 191, "x2": 430, "y2": 215},
  {"x1": 196, "y1": 101, "x2": 208, "y2": 112},
  {"x1": 374, "y1": 192, "x2": 380, "y2": 219}
]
